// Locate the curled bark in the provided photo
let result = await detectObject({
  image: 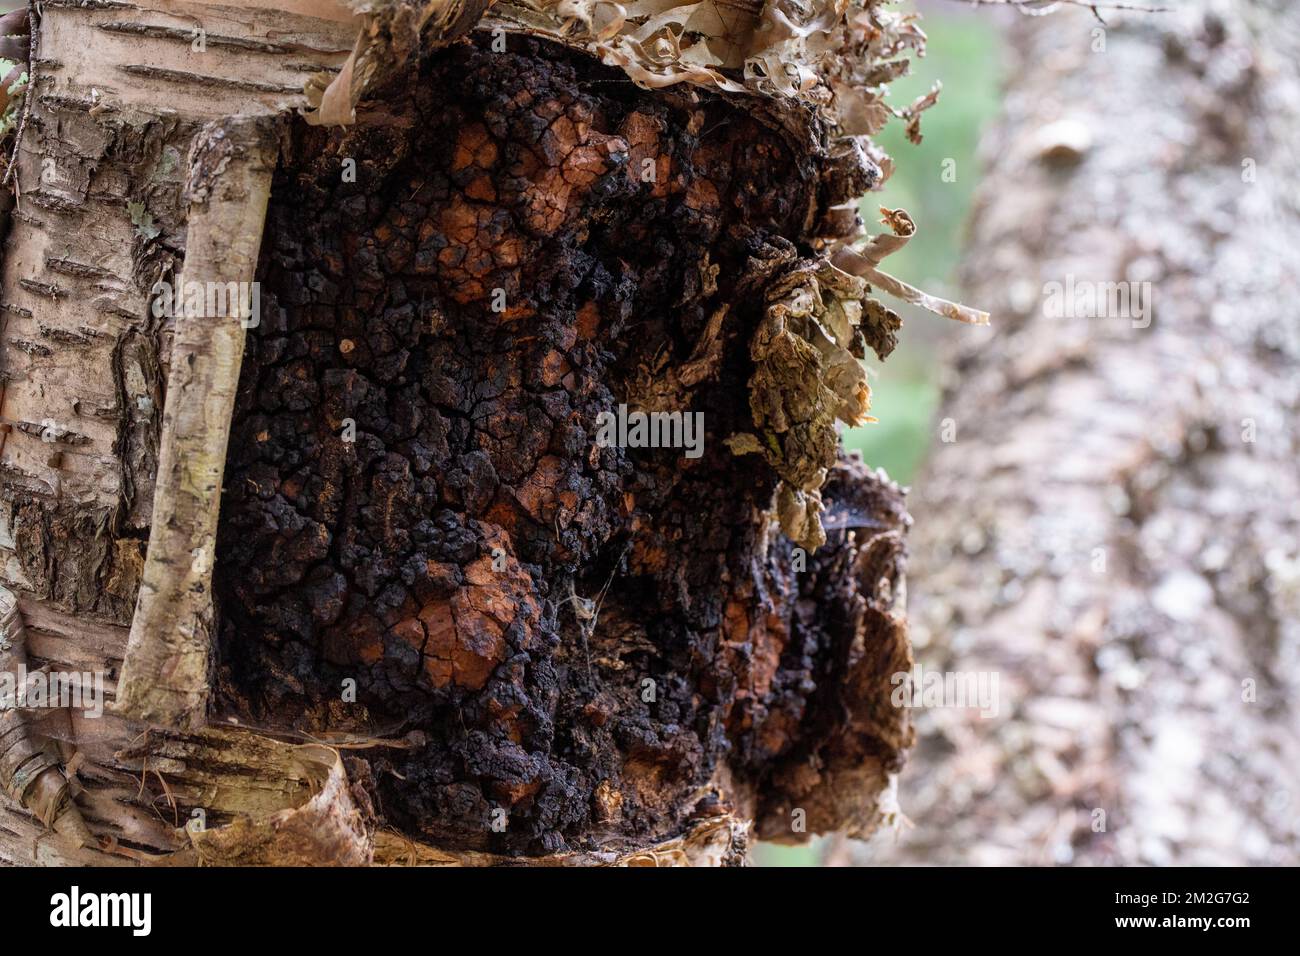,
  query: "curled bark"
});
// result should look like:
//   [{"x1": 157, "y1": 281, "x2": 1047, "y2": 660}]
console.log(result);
[
  {"x1": 304, "y1": 0, "x2": 497, "y2": 126},
  {"x1": 0, "y1": 587, "x2": 91, "y2": 848}
]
